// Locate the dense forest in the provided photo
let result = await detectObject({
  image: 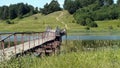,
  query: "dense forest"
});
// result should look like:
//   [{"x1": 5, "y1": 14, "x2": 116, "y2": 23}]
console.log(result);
[
  {"x1": 64, "y1": 0, "x2": 120, "y2": 27},
  {"x1": 0, "y1": 3, "x2": 39, "y2": 20}
]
